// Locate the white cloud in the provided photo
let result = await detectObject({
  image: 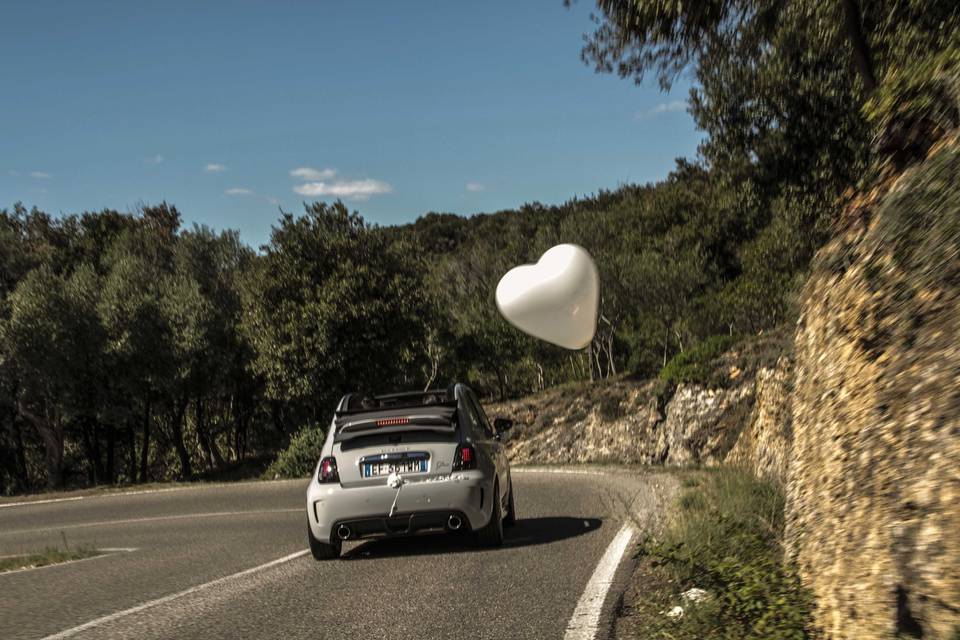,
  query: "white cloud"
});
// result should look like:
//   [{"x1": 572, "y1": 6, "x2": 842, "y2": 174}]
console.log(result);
[
  {"x1": 637, "y1": 100, "x2": 687, "y2": 119},
  {"x1": 205, "y1": 163, "x2": 226, "y2": 173},
  {"x1": 290, "y1": 166, "x2": 336, "y2": 180},
  {"x1": 225, "y1": 187, "x2": 253, "y2": 196},
  {"x1": 146, "y1": 154, "x2": 165, "y2": 164},
  {"x1": 30, "y1": 171, "x2": 52, "y2": 179},
  {"x1": 466, "y1": 182, "x2": 484, "y2": 192},
  {"x1": 293, "y1": 178, "x2": 392, "y2": 200},
  {"x1": 268, "y1": 197, "x2": 280, "y2": 205}
]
